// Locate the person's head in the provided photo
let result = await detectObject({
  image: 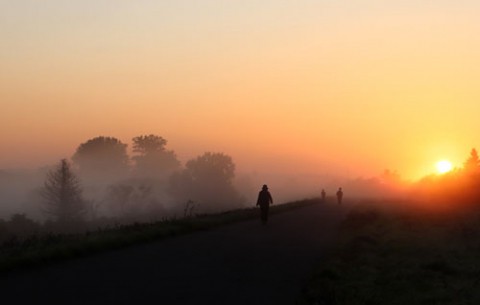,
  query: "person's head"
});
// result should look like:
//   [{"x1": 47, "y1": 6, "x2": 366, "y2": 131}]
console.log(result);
[{"x1": 262, "y1": 184, "x2": 268, "y2": 190}]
